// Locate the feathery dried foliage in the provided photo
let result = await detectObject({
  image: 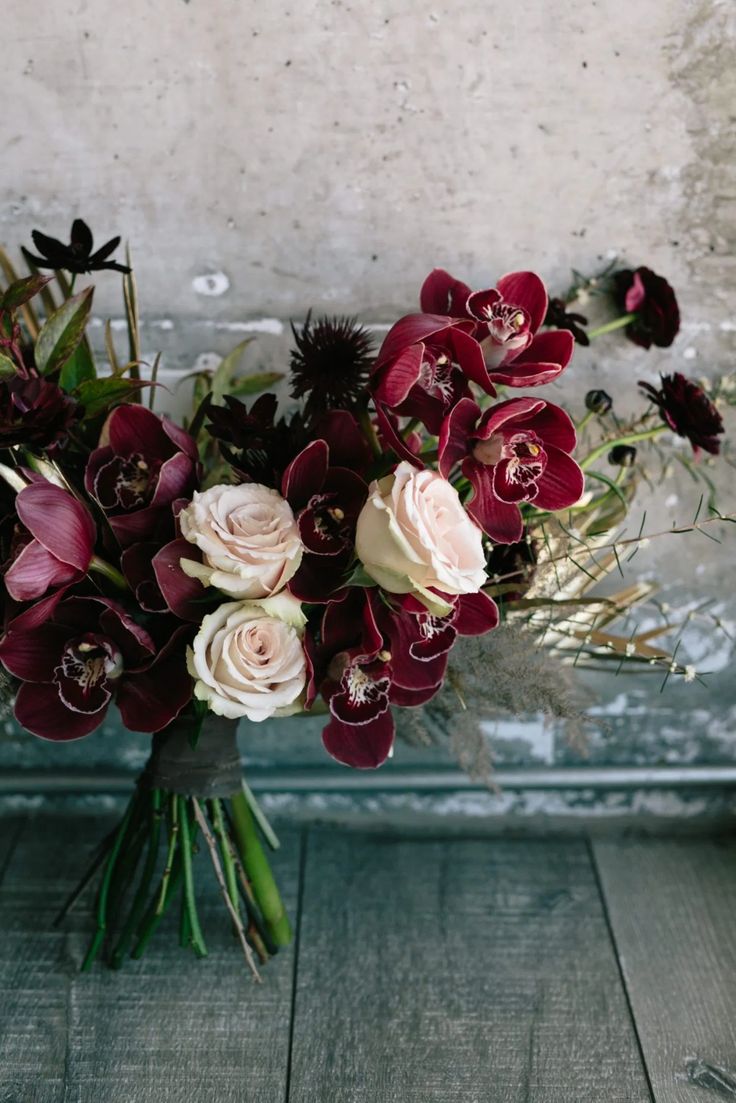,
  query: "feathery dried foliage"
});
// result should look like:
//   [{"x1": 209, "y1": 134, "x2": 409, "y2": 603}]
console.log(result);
[{"x1": 396, "y1": 624, "x2": 592, "y2": 783}]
